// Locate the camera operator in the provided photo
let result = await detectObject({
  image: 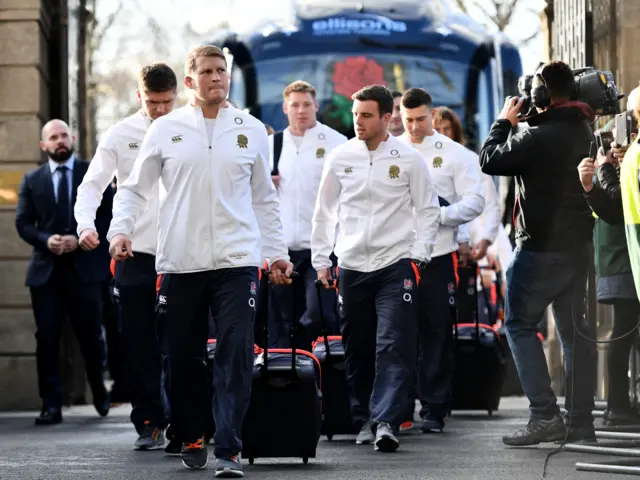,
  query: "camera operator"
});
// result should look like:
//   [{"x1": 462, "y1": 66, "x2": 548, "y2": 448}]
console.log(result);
[{"x1": 480, "y1": 61, "x2": 597, "y2": 446}]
